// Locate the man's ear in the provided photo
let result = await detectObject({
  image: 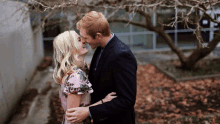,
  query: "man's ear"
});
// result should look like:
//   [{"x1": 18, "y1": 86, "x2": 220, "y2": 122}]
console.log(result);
[{"x1": 96, "y1": 33, "x2": 102, "y2": 39}]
